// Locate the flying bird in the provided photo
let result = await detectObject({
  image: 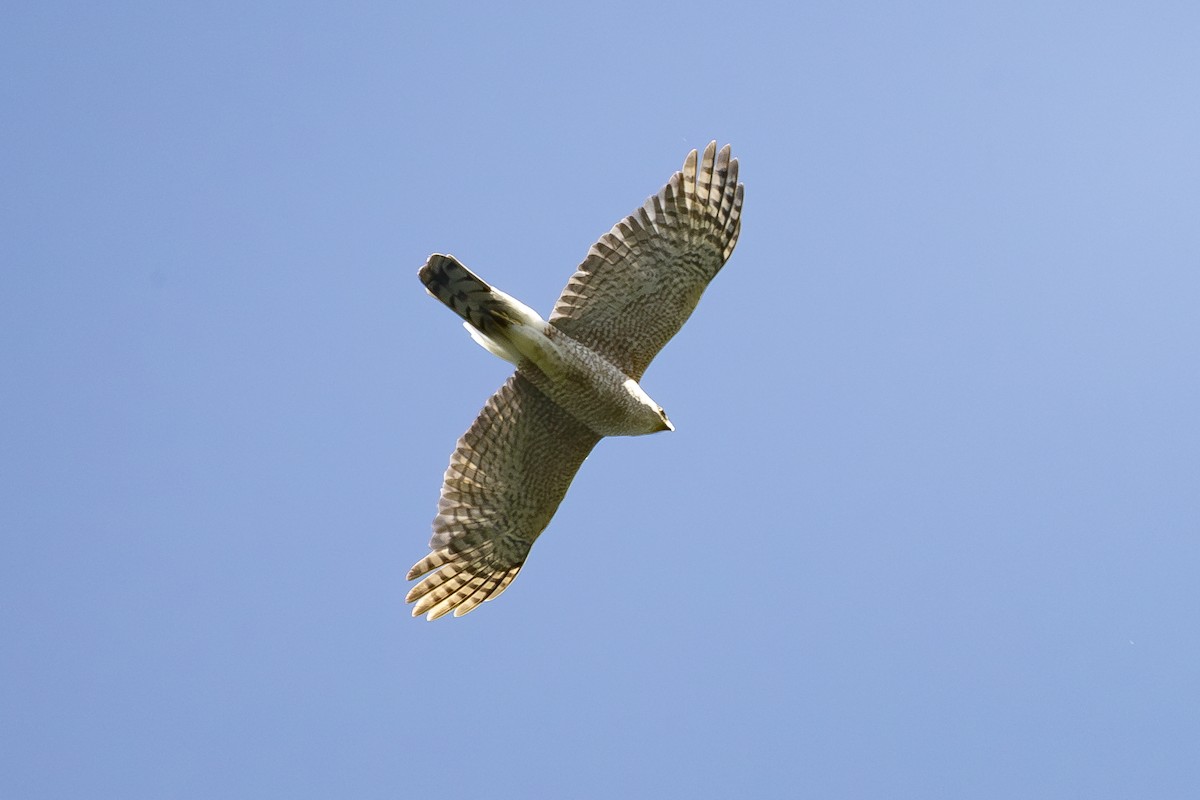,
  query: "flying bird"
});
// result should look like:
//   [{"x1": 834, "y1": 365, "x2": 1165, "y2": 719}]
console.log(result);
[{"x1": 408, "y1": 142, "x2": 744, "y2": 620}]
